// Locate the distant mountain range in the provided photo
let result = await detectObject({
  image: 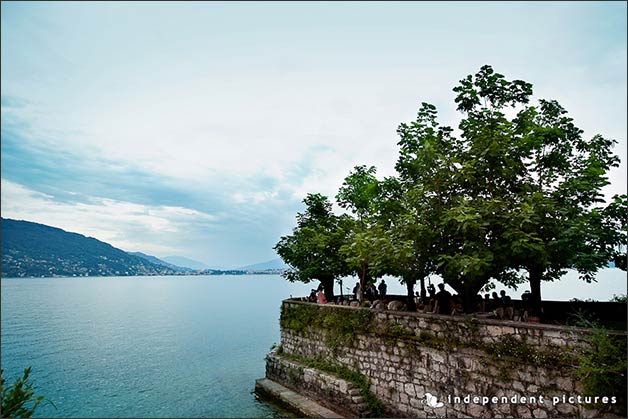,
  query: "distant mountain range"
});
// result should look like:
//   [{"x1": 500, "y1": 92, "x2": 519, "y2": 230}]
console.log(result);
[
  {"x1": 237, "y1": 258, "x2": 289, "y2": 271},
  {"x1": 1, "y1": 218, "x2": 290, "y2": 278},
  {"x1": 161, "y1": 256, "x2": 212, "y2": 270}
]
